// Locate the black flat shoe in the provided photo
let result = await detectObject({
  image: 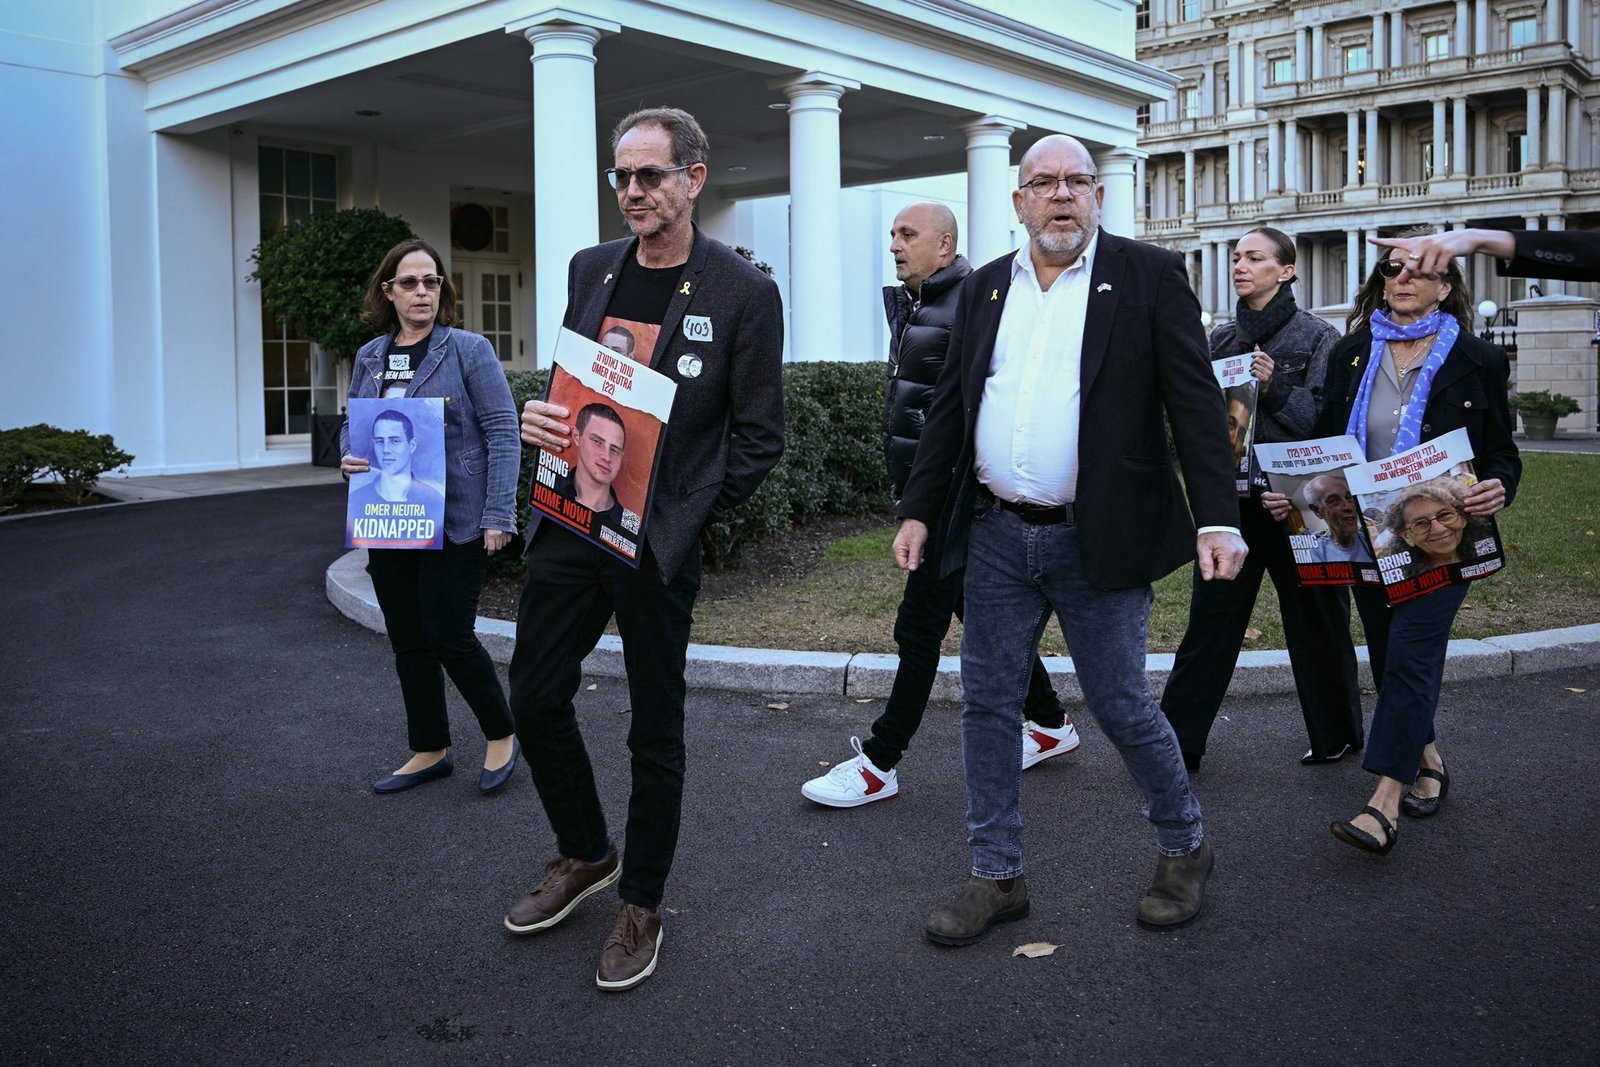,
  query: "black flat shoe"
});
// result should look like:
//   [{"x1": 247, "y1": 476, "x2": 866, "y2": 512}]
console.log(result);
[
  {"x1": 1302, "y1": 743, "x2": 1354, "y2": 765},
  {"x1": 1401, "y1": 764, "x2": 1450, "y2": 819},
  {"x1": 1330, "y1": 806, "x2": 1398, "y2": 855}
]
